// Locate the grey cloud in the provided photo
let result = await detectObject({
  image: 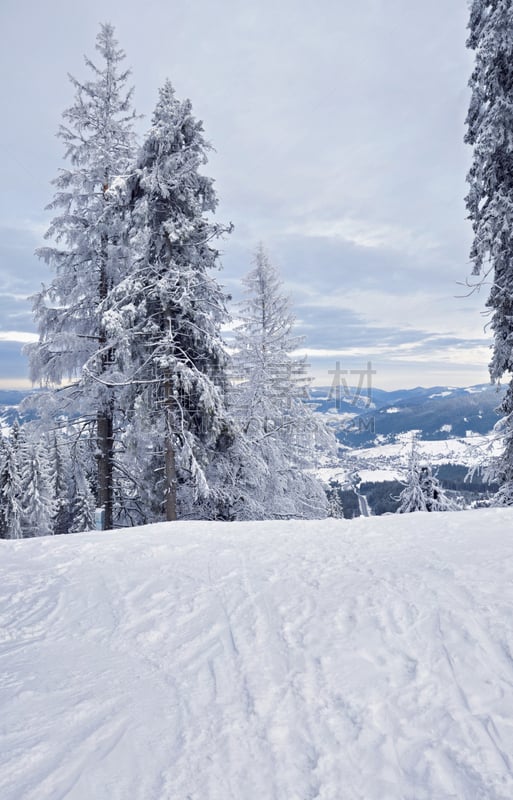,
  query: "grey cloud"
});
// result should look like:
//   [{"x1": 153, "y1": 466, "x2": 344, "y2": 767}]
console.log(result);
[{"x1": 0, "y1": 0, "x2": 485, "y2": 388}]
